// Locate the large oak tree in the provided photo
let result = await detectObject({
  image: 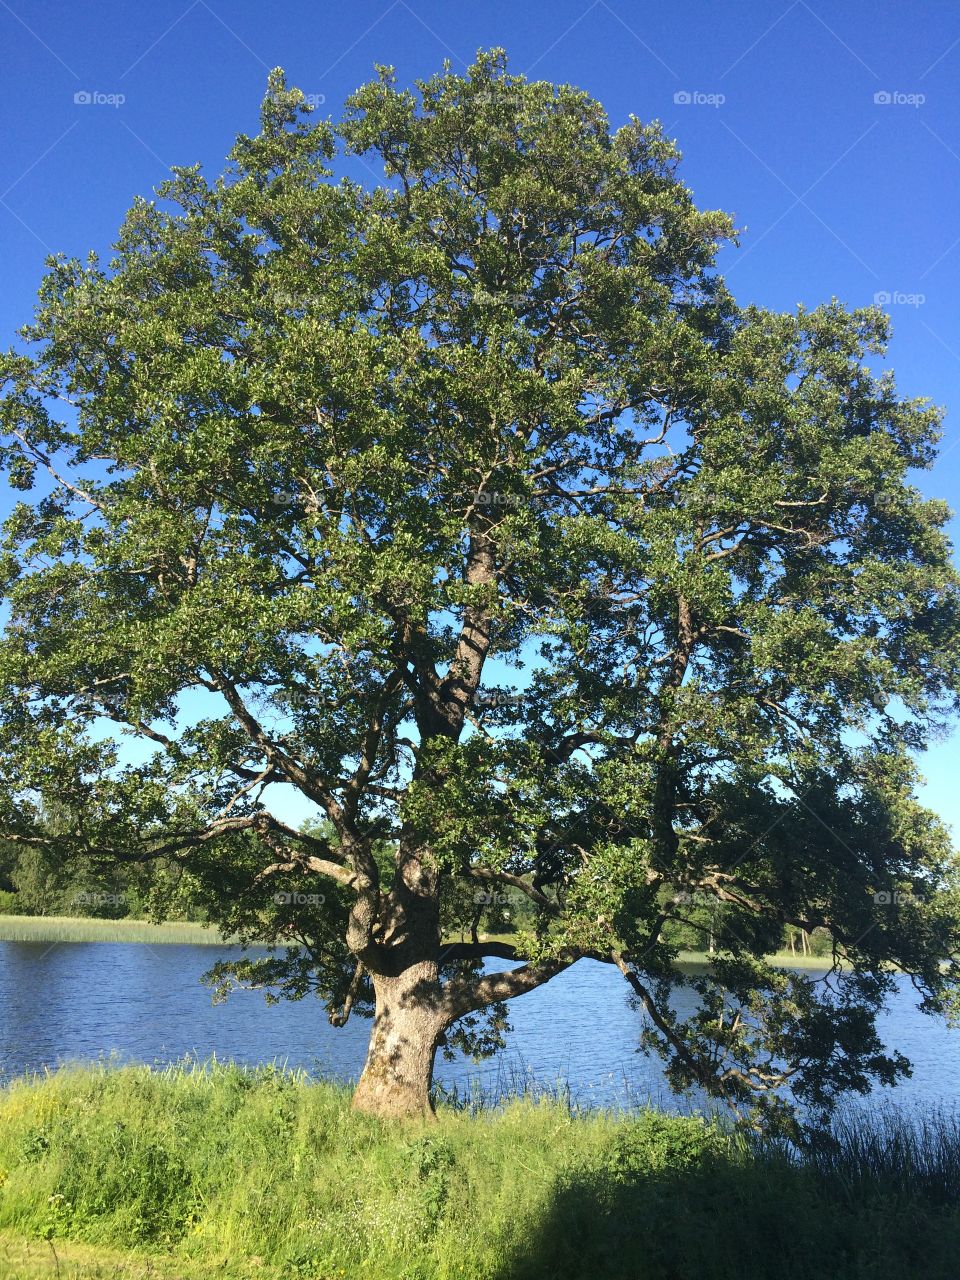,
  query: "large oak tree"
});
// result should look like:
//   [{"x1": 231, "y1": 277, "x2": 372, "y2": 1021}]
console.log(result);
[{"x1": 2, "y1": 52, "x2": 959, "y2": 1129}]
